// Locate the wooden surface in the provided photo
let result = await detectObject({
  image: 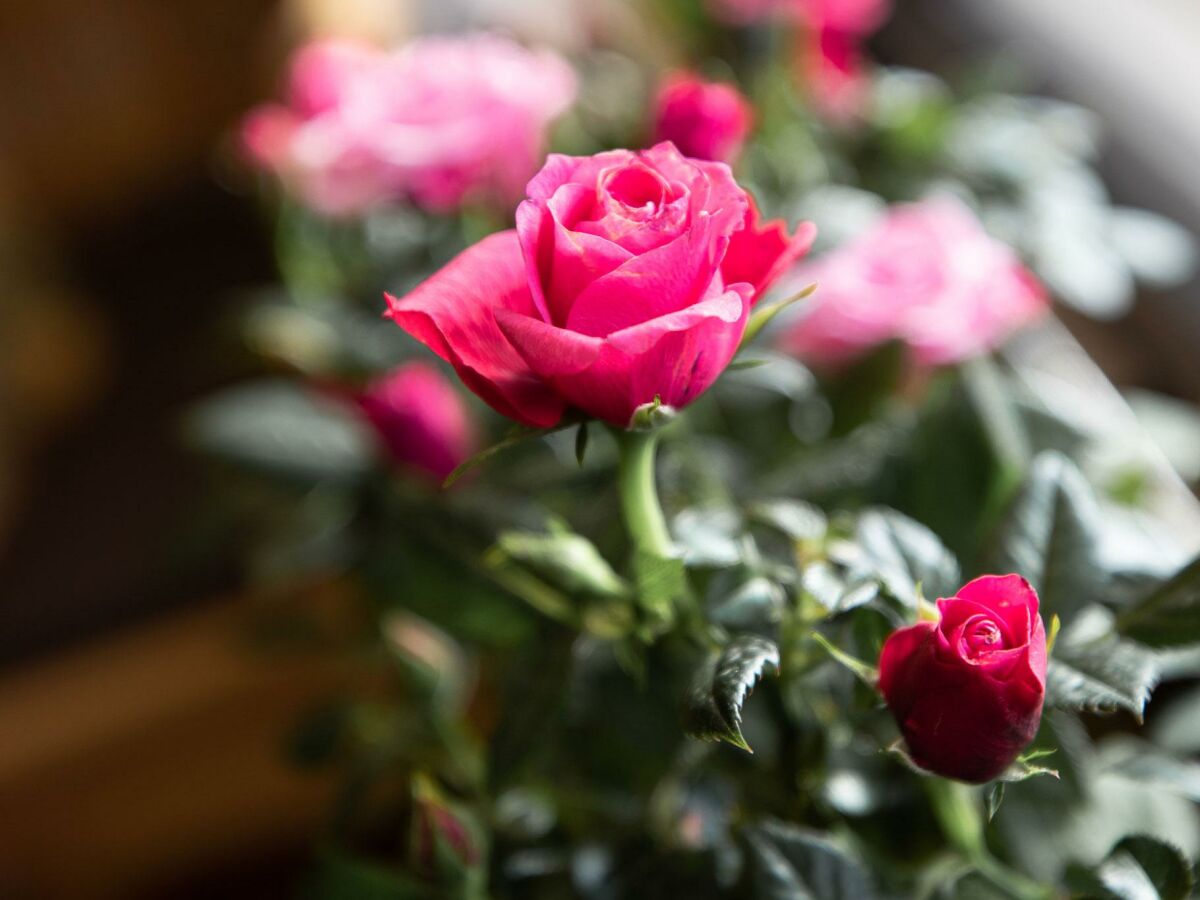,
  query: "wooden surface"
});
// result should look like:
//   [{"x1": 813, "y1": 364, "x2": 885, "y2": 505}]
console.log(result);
[{"x1": 0, "y1": 592, "x2": 350, "y2": 899}]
